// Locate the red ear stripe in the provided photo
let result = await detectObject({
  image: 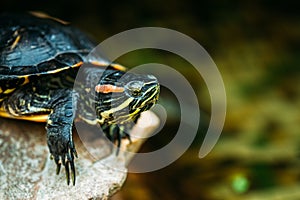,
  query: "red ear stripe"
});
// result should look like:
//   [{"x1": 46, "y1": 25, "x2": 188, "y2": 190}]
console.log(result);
[{"x1": 95, "y1": 84, "x2": 124, "y2": 93}]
